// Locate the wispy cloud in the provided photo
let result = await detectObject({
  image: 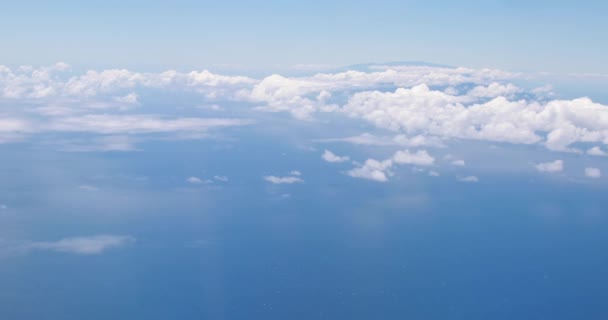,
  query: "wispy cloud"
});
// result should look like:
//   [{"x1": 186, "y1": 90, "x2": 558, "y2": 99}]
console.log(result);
[{"x1": 26, "y1": 235, "x2": 134, "y2": 255}]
